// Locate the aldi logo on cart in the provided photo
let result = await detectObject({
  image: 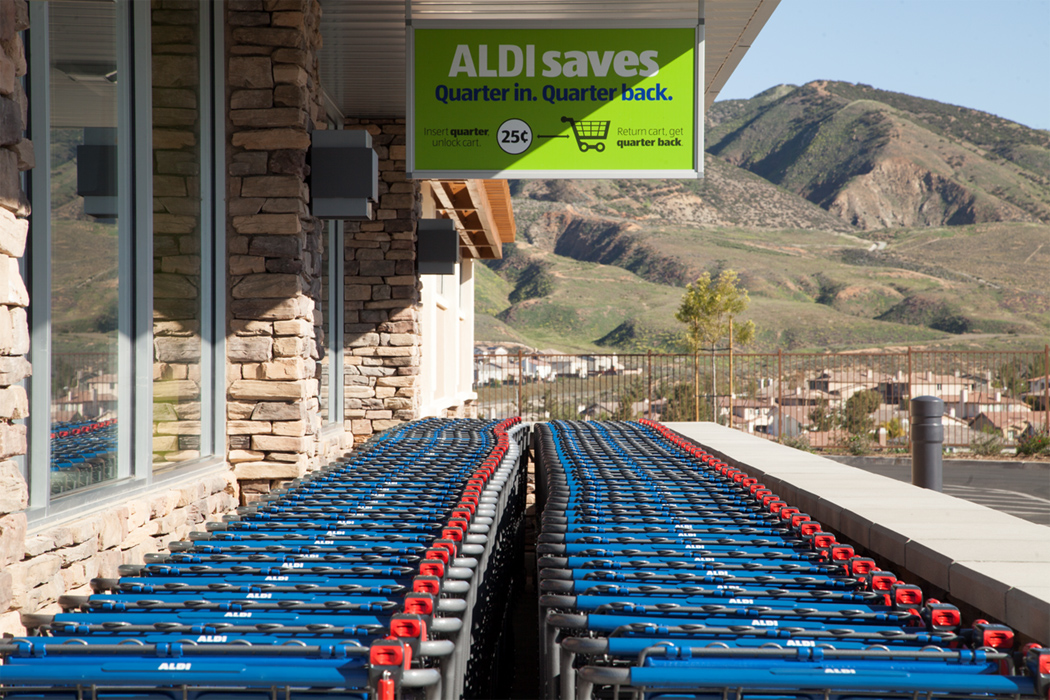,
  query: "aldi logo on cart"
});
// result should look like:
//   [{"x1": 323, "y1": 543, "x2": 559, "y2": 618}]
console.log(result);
[{"x1": 409, "y1": 26, "x2": 702, "y2": 178}]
